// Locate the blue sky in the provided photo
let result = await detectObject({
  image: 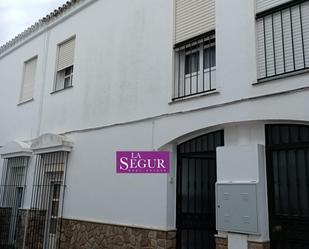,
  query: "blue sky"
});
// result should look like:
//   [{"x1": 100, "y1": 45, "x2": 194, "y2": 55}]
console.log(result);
[{"x1": 0, "y1": 0, "x2": 65, "y2": 46}]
